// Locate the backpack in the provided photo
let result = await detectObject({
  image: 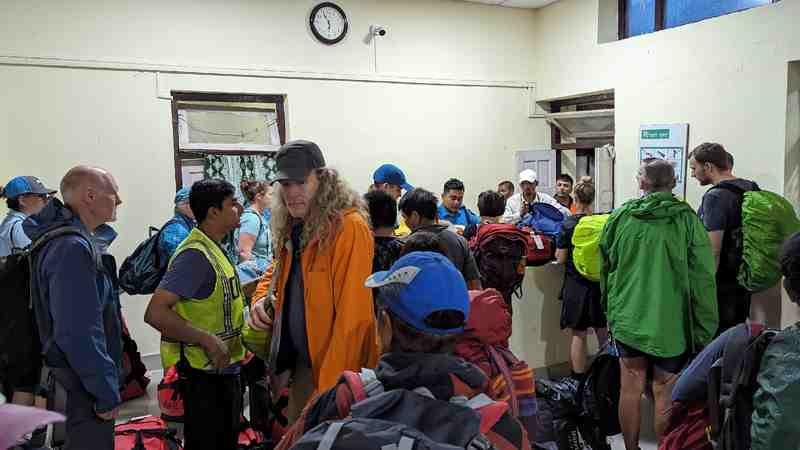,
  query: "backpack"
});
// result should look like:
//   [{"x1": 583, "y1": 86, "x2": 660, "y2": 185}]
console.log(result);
[
  {"x1": 519, "y1": 203, "x2": 566, "y2": 238},
  {"x1": 534, "y1": 377, "x2": 585, "y2": 450},
  {"x1": 576, "y1": 349, "x2": 620, "y2": 444},
  {"x1": 470, "y1": 225, "x2": 529, "y2": 304},
  {"x1": 713, "y1": 183, "x2": 800, "y2": 292},
  {"x1": 0, "y1": 226, "x2": 86, "y2": 396},
  {"x1": 119, "y1": 316, "x2": 150, "y2": 403},
  {"x1": 658, "y1": 401, "x2": 712, "y2": 450},
  {"x1": 119, "y1": 226, "x2": 166, "y2": 295},
  {"x1": 707, "y1": 323, "x2": 777, "y2": 450},
  {"x1": 157, "y1": 366, "x2": 184, "y2": 422},
  {"x1": 291, "y1": 369, "x2": 506, "y2": 450},
  {"x1": 238, "y1": 417, "x2": 269, "y2": 450},
  {"x1": 455, "y1": 290, "x2": 538, "y2": 440},
  {"x1": 114, "y1": 416, "x2": 183, "y2": 450},
  {"x1": 520, "y1": 228, "x2": 555, "y2": 267},
  {"x1": 571, "y1": 215, "x2": 610, "y2": 282}
]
